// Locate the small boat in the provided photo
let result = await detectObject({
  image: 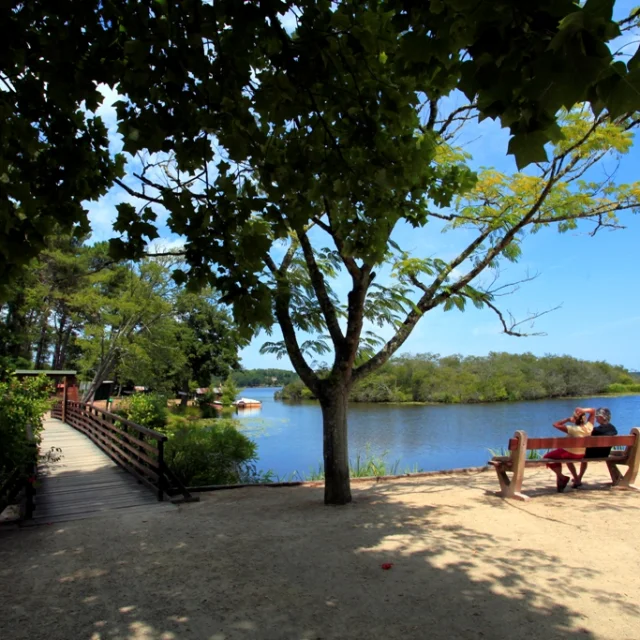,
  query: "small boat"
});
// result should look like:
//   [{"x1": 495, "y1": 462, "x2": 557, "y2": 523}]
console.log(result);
[{"x1": 234, "y1": 397, "x2": 262, "y2": 408}]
